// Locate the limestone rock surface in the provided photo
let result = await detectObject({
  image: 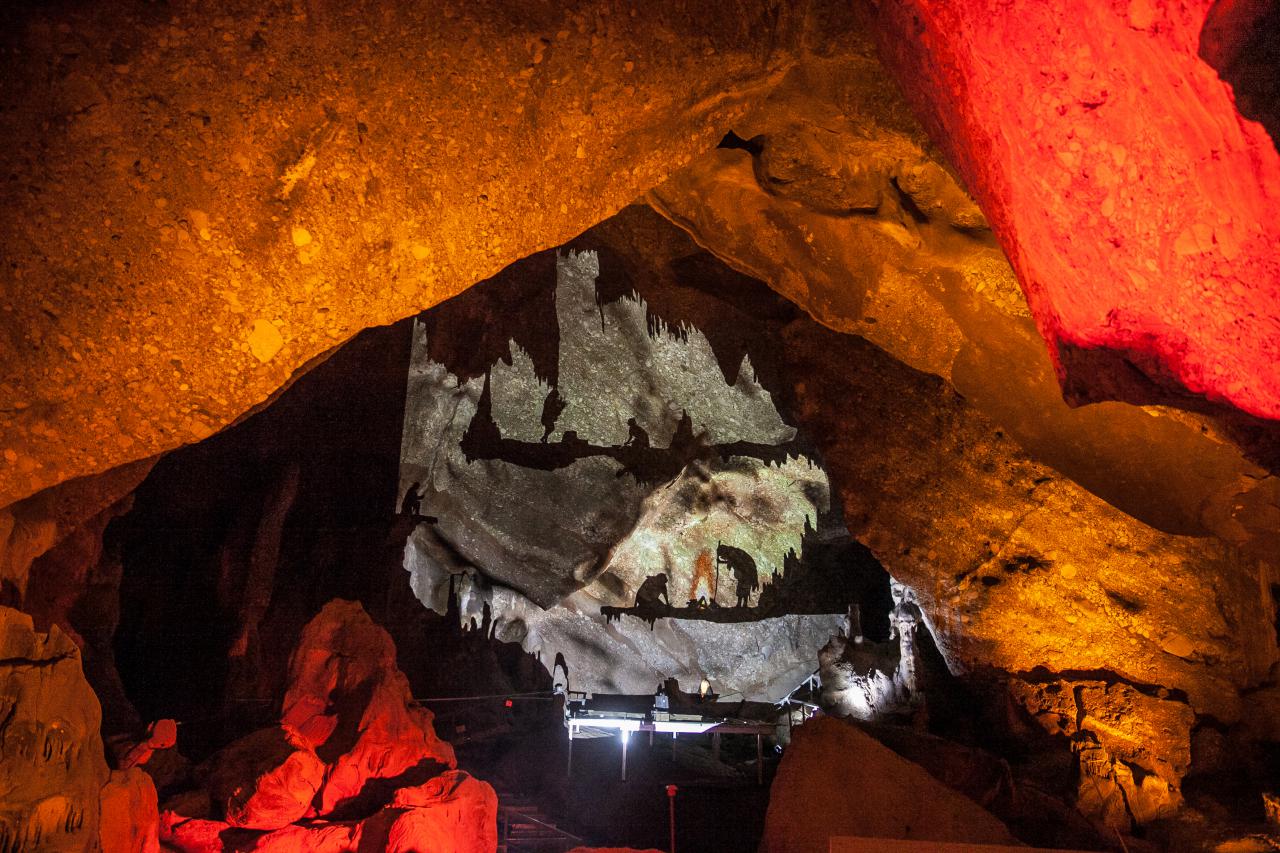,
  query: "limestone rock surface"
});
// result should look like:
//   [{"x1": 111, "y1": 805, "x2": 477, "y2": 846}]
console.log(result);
[
  {"x1": 98, "y1": 768, "x2": 160, "y2": 853},
  {"x1": 0, "y1": 605, "x2": 109, "y2": 852},
  {"x1": 161, "y1": 770, "x2": 497, "y2": 853},
  {"x1": 781, "y1": 323, "x2": 1278, "y2": 725},
  {"x1": 865, "y1": 0, "x2": 1280, "y2": 422},
  {"x1": 760, "y1": 715, "x2": 1018, "y2": 852},
  {"x1": 649, "y1": 47, "x2": 1280, "y2": 566},
  {"x1": 206, "y1": 727, "x2": 325, "y2": 830},
  {"x1": 0, "y1": 0, "x2": 818, "y2": 509}
]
